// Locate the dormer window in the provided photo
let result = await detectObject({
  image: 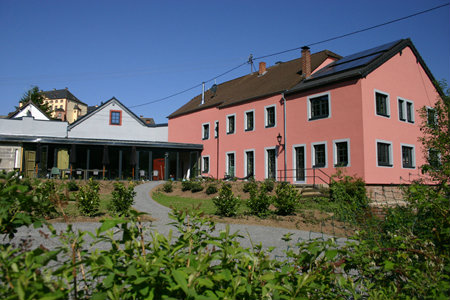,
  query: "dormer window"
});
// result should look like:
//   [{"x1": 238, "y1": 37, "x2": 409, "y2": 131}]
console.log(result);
[{"x1": 110, "y1": 110, "x2": 122, "y2": 125}]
